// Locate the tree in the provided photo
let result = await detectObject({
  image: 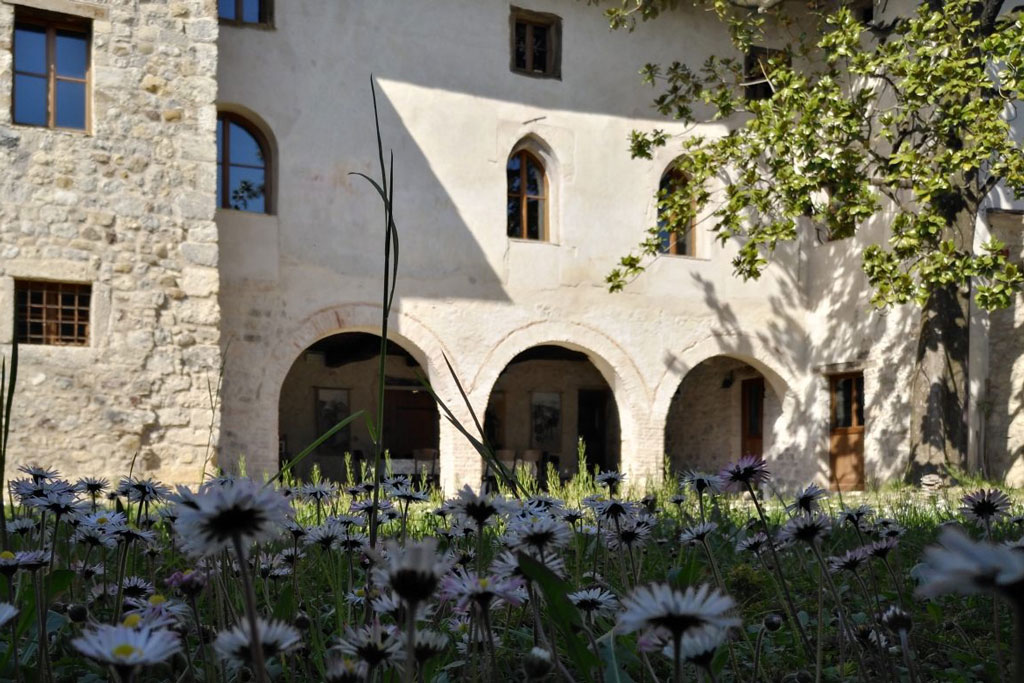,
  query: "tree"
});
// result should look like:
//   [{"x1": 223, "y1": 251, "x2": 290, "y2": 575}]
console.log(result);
[{"x1": 601, "y1": 0, "x2": 1024, "y2": 477}]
